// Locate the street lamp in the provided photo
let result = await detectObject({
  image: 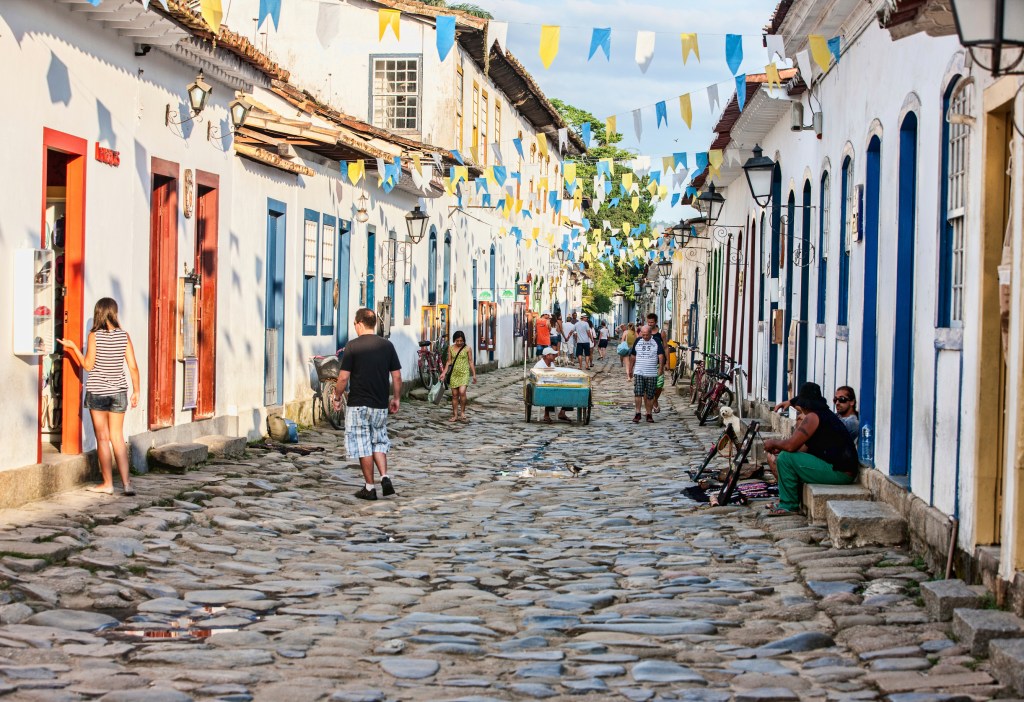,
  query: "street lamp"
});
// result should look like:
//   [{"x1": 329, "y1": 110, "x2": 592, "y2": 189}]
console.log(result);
[
  {"x1": 405, "y1": 204, "x2": 429, "y2": 243},
  {"x1": 950, "y1": 0, "x2": 1024, "y2": 77},
  {"x1": 556, "y1": 248, "x2": 566, "y2": 263},
  {"x1": 355, "y1": 193, "x2": 370, "y2": 224},
  {"x1": 166, "y1": 70, "x2": 212, "y2": 126},
  {"x1": 742, "y1": 144, "x2": 776, "y2": 208},
  {"x1": 696, "y1": 182, "x2": 725, "y2": 225},
  {"x1": 657, "y1": 258, "x2": 673, "y2": 277}
]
